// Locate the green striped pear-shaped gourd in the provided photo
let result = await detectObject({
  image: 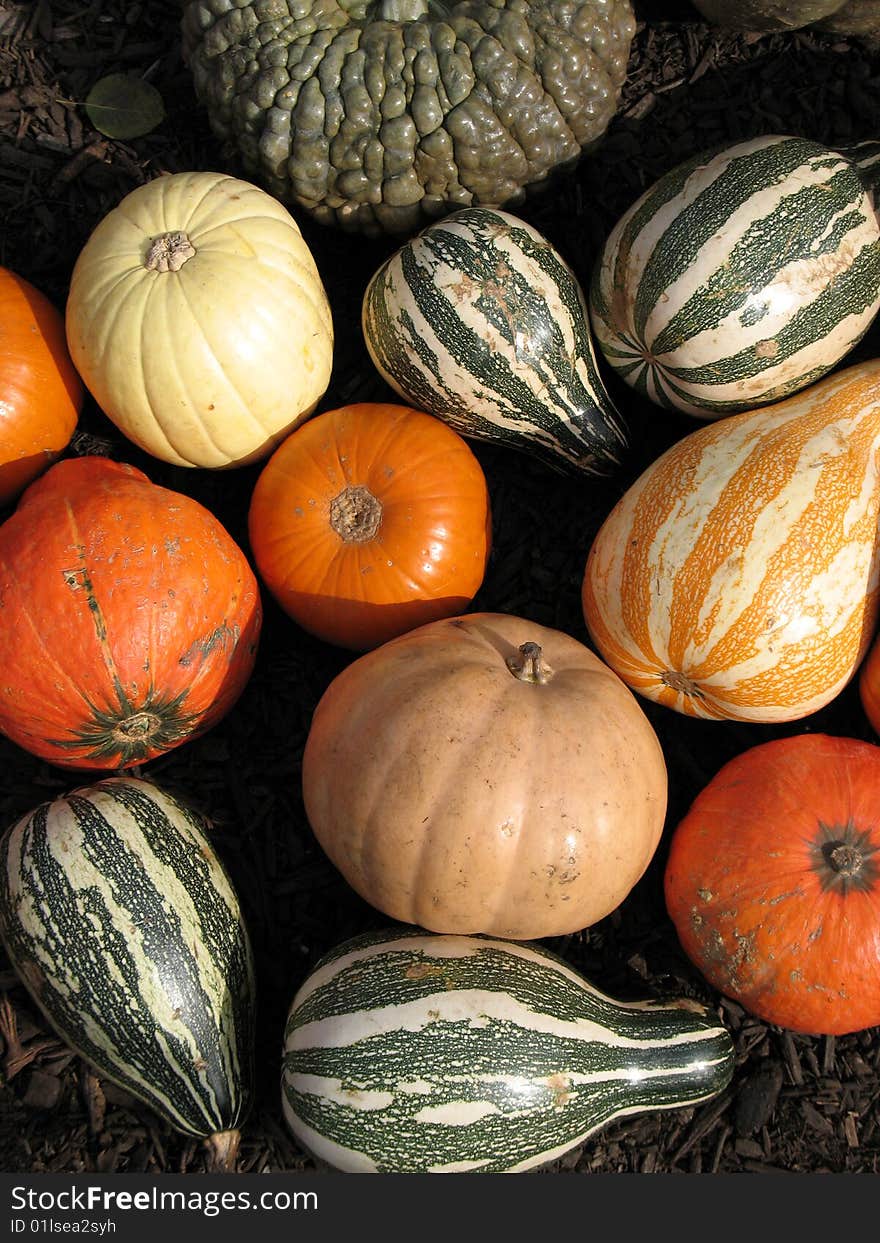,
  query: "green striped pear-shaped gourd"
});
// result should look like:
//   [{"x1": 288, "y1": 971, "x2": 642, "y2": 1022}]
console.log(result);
[
  {"x1": 0, "y1": 777, "x2": 256, "y2": 1166},
  {"x1": 281, "y1": 928, "x2": 735, "y2": 1173},
  {"x1": 589, "y1": 133, "x2": 880, "y2": 418},
  {"x1": 362, "y1": 207, "x2": 629, "y2": 475}
]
